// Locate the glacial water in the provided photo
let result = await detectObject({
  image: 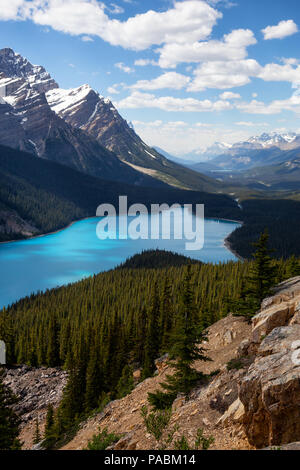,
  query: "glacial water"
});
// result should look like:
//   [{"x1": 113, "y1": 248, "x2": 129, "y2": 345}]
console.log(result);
[{"x1": 0, "y1": 212, "x2": 240, "y2": 309}]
